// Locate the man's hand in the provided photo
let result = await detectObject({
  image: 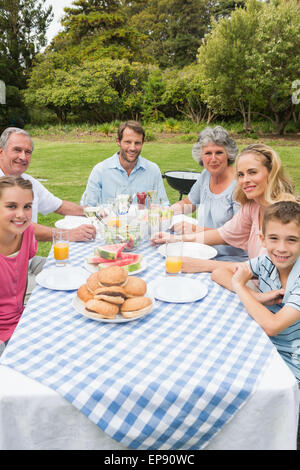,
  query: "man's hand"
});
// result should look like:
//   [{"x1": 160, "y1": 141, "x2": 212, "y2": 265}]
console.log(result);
[{"x1": 69, "y1": 224, "x2": 96, "y2": 242}]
